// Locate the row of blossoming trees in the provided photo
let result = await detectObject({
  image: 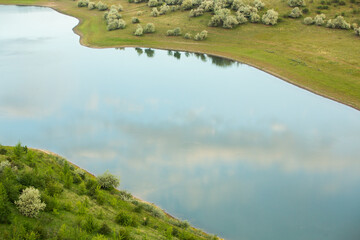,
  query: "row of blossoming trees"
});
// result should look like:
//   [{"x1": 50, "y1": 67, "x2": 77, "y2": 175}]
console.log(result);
[{"x1": 77, "y1": 0, "x2": 360, "y2": 38}]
